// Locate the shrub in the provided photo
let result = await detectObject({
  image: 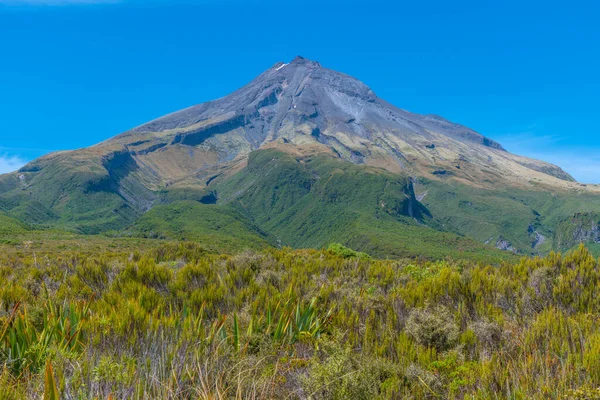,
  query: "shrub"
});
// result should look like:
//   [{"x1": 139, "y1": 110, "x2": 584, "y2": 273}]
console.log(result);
[
  {"x1": 302, "y1": 340, "x2": 400, "y2": 400},
  {"x1": 327, "y1": 243, "x2": 371, "y2": 260},
  {"x1": 1, "y1": 241, "x2": 600, "y2": 398},
  {"x1": 405, "y1": 306, "x2": 459, "y2": 352}
]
